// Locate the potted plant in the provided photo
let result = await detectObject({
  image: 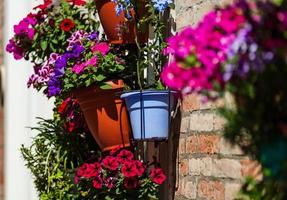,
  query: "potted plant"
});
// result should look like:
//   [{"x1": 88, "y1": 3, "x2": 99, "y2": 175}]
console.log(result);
[
  {"x1": 45, "y1": 32, "x2": 133, "y2": 151},
  {"x1": 6, "y1": 0, "x2": 134, "y2": 151},
  {"x1": 119, "y1": 0, "x2": 177, "y2": 140},
  {"x1": 6, "y1": 0, "x2": 99, "y2": 65},
  {"x1": 161, "y1": 0, "x2": 287, "y2": 197},
  {"x1": 74, "y1": 148, "x2": 166, "y2": 199}
]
